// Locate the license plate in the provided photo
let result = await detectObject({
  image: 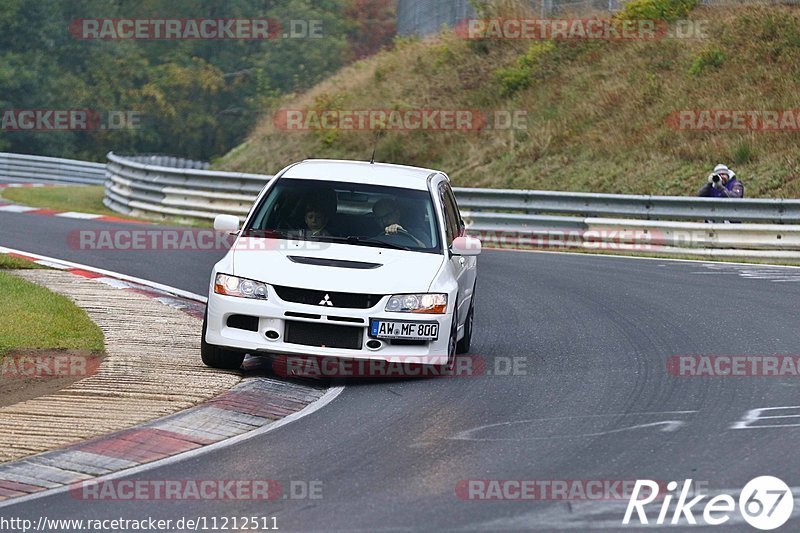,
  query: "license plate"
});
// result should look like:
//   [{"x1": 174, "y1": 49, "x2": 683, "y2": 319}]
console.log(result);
[{"x1": 369, "y1": 319, "x2": 439, "y2": 341}]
